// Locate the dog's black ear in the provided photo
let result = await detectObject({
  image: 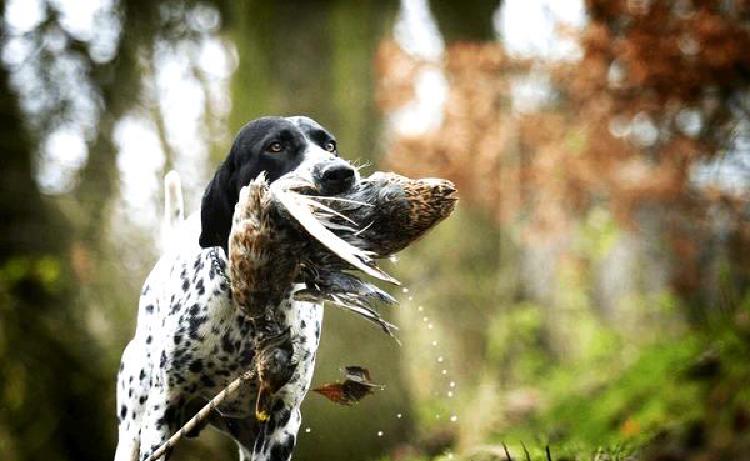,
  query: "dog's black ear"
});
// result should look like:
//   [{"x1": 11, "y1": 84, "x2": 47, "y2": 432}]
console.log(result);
[{"x1": 199, "y1": 156, "x2": 237, "y2": 252}]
